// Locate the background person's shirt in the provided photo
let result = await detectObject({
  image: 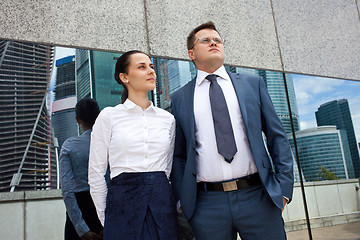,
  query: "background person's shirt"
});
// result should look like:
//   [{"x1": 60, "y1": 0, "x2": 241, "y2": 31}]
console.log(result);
[{"x1": 59, "y1": 130, "x2": 92, "y2": 237}]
